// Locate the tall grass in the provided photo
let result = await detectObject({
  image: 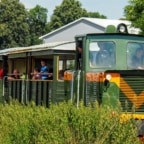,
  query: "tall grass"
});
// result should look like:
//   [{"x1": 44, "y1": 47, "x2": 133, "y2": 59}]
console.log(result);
[{"x1": 0, "y1": 100, "x2": 140, "y2": 144}]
